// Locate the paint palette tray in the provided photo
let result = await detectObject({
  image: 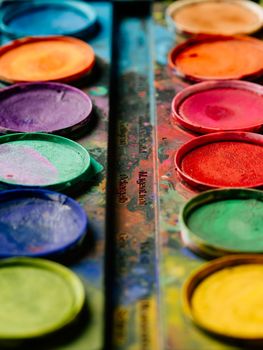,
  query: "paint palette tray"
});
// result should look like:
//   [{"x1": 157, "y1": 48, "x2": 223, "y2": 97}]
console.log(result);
[{"x1": 0, "y1": 1, "x2": 262, "y2": 350}]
